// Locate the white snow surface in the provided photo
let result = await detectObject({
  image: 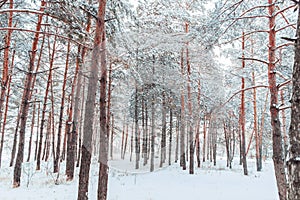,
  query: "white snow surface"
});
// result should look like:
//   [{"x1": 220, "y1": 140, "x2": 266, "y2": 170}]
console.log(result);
[{"x1": 0, "y1": 158, "x2": 279, "y2": 200}]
